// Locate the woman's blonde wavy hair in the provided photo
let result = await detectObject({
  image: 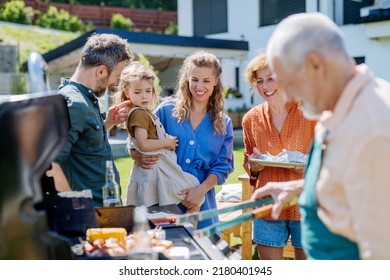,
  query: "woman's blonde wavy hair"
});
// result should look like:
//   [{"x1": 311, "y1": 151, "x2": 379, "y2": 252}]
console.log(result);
[
  {"x1": 172, "y1": 50, "x2": 227, "y2": 135},
  {"x1": 245, "y1": 50, "x2": 267, "y2": 96}
]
